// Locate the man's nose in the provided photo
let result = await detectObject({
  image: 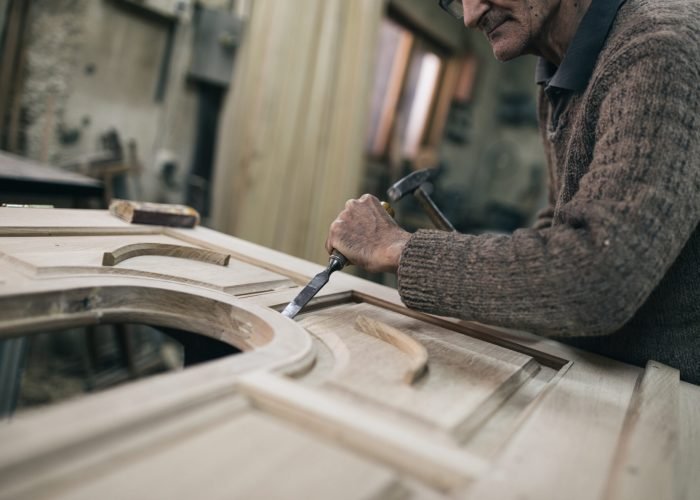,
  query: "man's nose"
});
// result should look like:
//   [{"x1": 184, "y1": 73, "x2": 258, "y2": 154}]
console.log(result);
[{"x1": 462, "y1": 0, "x2": 490, "y2": 28}]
